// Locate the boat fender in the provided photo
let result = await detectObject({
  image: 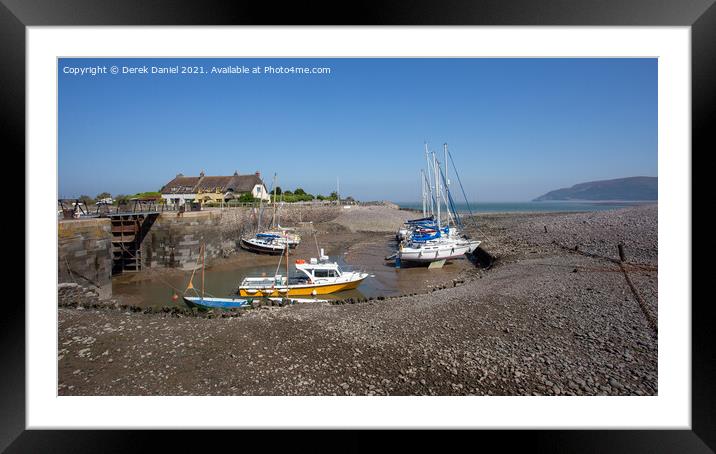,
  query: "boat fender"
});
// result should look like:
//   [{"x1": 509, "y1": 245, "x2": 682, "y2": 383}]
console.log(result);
[{"x1": 311, "y1": 290, "x2": 317, "y2": 296}]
